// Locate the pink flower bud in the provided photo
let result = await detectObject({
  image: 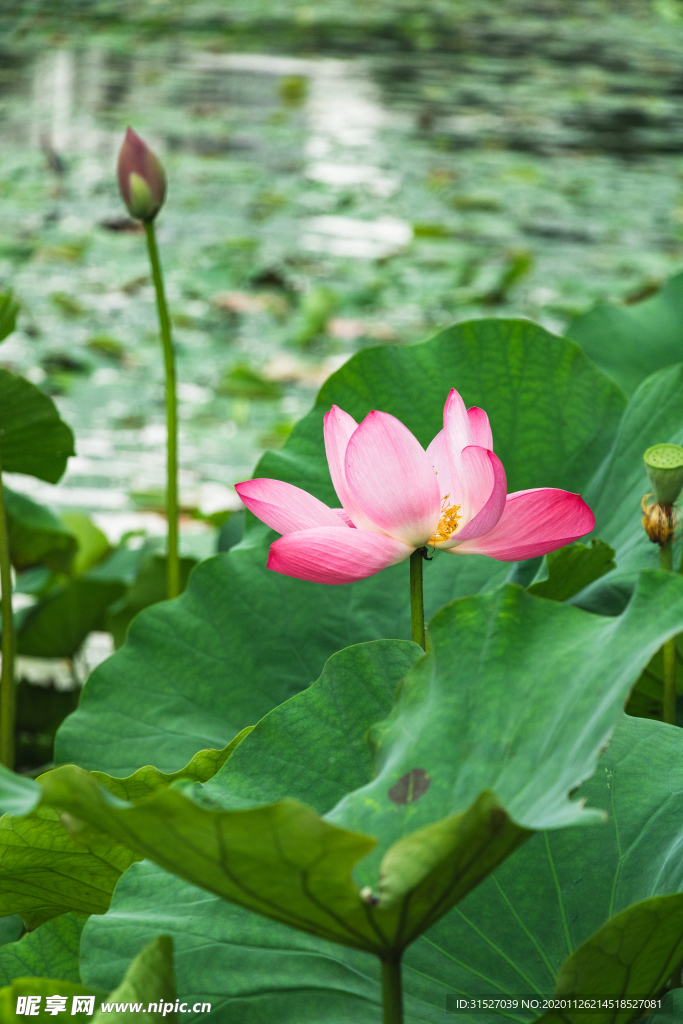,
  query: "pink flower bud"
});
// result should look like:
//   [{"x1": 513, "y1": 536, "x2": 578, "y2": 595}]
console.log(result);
[{"x1": 117, "y1": 127, "x2": 167, "y2": 222}]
